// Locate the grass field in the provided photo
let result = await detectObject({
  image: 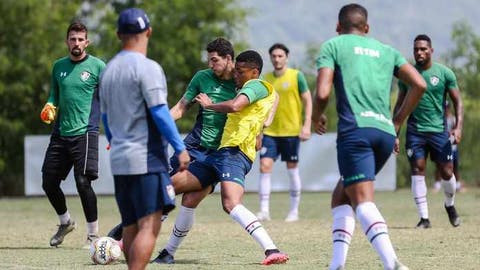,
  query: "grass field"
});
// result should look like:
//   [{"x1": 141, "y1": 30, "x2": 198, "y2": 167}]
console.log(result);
[{"x1": 1, "y1": 188, "x2": 479, "y2": 270}]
